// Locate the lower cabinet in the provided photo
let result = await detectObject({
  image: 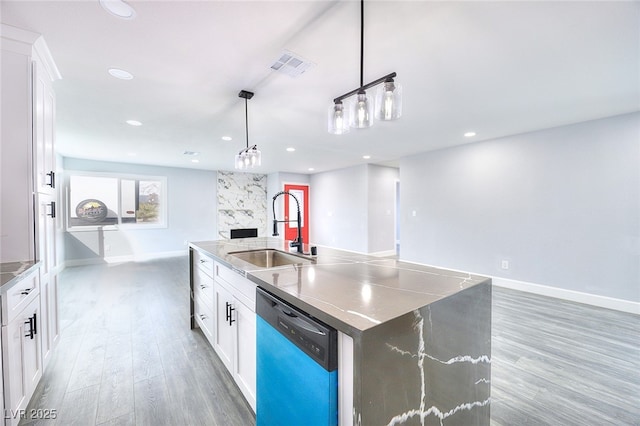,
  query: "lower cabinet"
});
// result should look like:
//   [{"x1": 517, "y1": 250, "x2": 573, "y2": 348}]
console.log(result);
[
  {"x1": 213, "y1": 278, "x2": 256, "y2": 411},
  {"x1": 190, "y1": 249, "x2": 256, "y2": 412},
  {"x1": 2, "y1": 291, "x2": 42, "y2": 426}
]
